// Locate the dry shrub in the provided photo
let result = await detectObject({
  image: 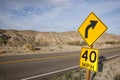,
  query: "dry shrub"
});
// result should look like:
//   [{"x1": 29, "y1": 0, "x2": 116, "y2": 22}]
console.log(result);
[
  {"x1": 23, "y1": 36, "x2": 36, "y2": 51},
  {"x1": 36, "y1": 40, "x2": 50, "y2": 47},
  {"x1": 114, "y1": 74, "x2": 120, "y2": 80},
  {"x1": 67, "y1": 41, "x2": 86, "y2": 46},
  {"x1": 105, "y1": 41, "x2": 120, "y2": 45},
  {"x1": 0, "y1": 49, "x2": 7, "y2": 54},
  {"x1": 23, "y1": 43, "x2": 35, "y2": 51}
]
